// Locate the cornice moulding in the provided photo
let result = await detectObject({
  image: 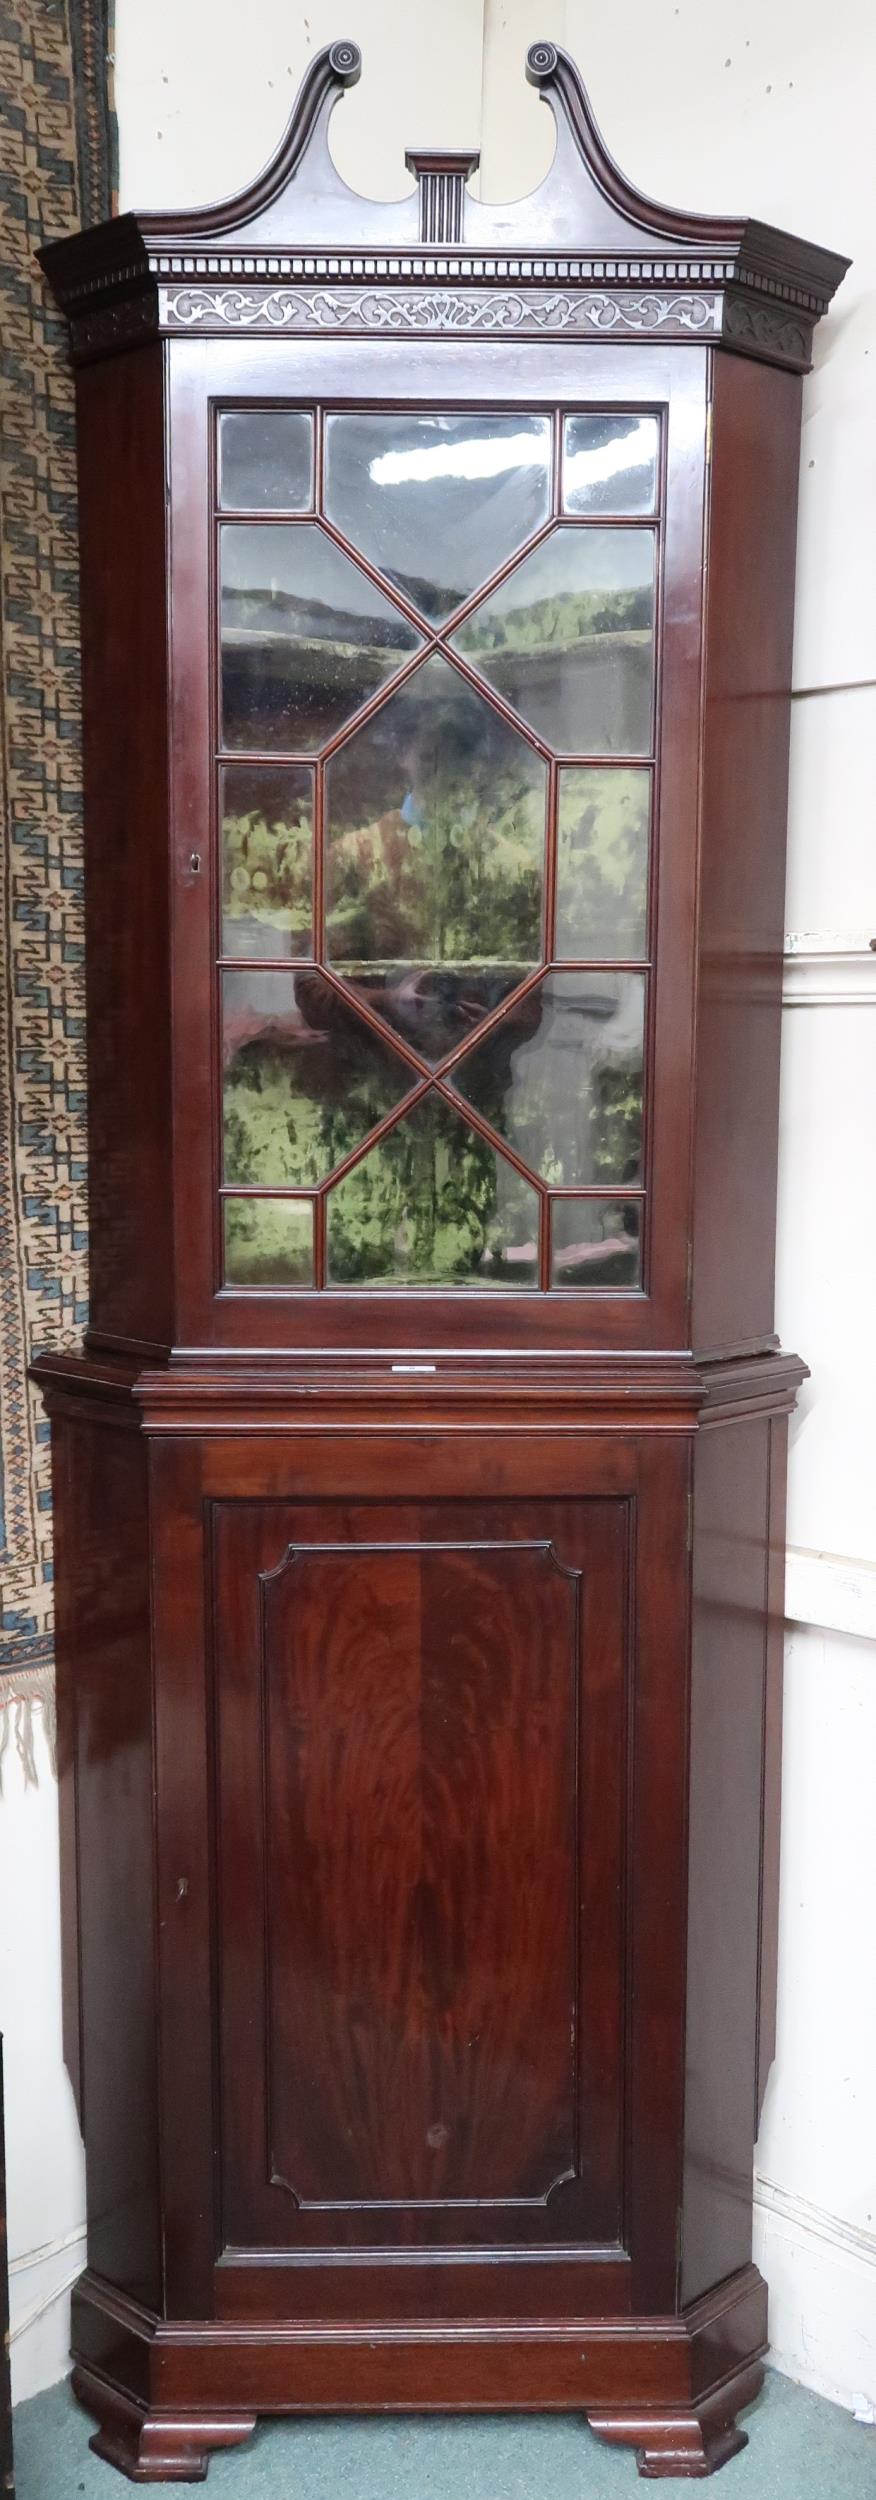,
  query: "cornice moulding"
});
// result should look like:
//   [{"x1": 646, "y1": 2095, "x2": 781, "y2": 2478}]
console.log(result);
[{"x1": 38, "y1": 39, "x2": 848, "y2": 374}]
